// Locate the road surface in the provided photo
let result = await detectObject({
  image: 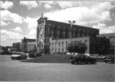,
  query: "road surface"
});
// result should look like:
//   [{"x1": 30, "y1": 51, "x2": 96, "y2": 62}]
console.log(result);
[{"x1": 0, "y1": 55, "x2": 114, "y2": 81}]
